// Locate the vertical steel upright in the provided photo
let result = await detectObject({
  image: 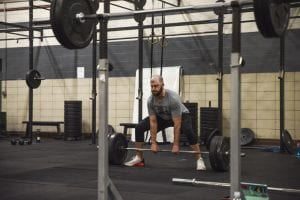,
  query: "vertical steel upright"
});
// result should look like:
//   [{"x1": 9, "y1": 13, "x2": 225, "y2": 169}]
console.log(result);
[
  {"x1": 98, "y1": 0, "x2": 110, "y2": 198},
  {"x1": 138, "y1": 19, "x2": 144, "y2": 122},
  {"x1": 98, "y1": 1, "x2": 123, "y2": 199},
  {"x1": 217, "y1": 5, "x2": 224, "y2": 133},
  {"x1": 92, "y1": 23, "x2": 97, "y2": 145},
  {"x1": 279, "y1": 36, "x2": 285, "y2": 152},
  {"x1": 28, "y1": 0, "x2": 34, "y2": 140},
  {"x1": 0, "y1": 59, "x2": 2, "y2": 112},
  {"x1": 138, "y1": 21, "x2": 143, "y2": 122},
  {"x1": 230, "y1": 1, "x2": 242, "y2": 198}
]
